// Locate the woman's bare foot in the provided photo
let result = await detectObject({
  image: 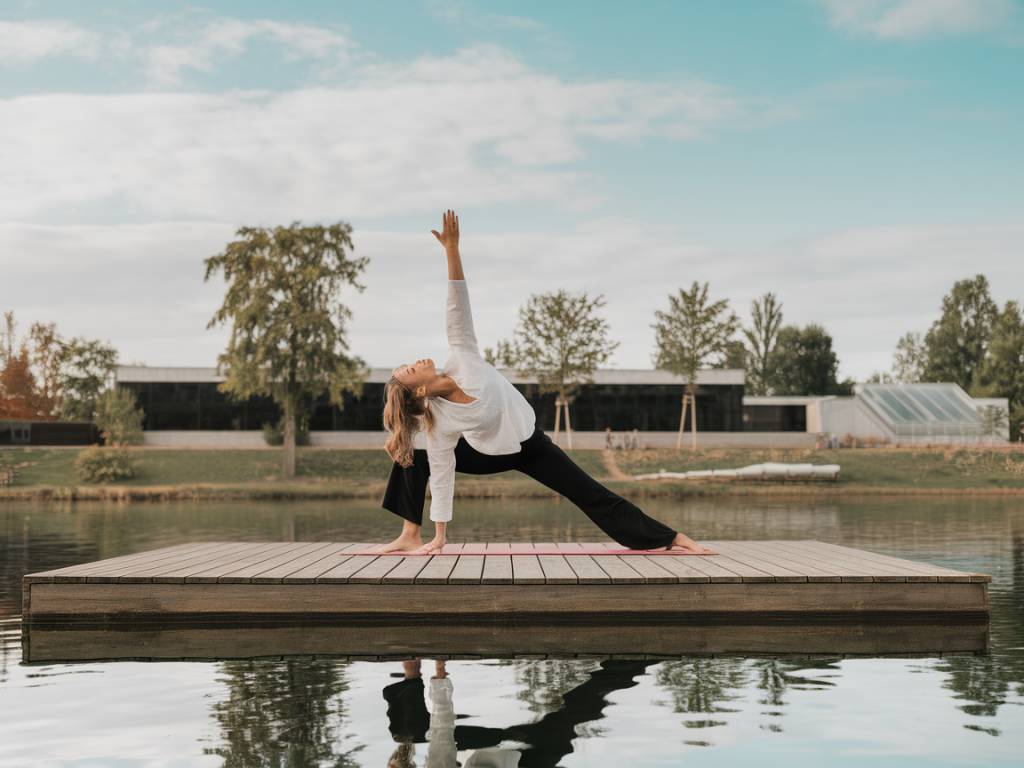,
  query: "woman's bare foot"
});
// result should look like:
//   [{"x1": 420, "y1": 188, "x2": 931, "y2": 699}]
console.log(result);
[
  {"x1": 667, "y1": 532, "x2": 715, "y2": 554},
  {"x1": 377, "y1": 532, "x2": 423, "y2": 553}
]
